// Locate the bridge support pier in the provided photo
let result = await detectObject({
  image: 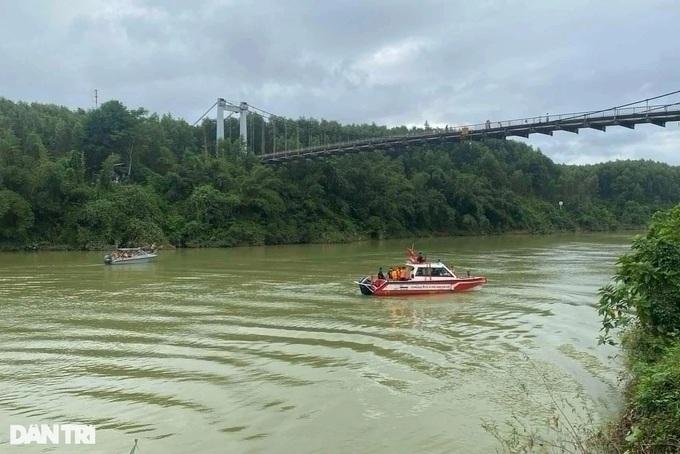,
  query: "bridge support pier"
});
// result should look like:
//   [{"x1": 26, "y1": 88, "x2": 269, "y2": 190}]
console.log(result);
[
  {"x1": 216, "y1": 98, "x2": 249, "y2": 151},
  {"x1": 239, "y1": 102, "x2": 249, "y2": 149},
  {"x1": 216, "y1": 98, "x2": 226, "y2": 142}
]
